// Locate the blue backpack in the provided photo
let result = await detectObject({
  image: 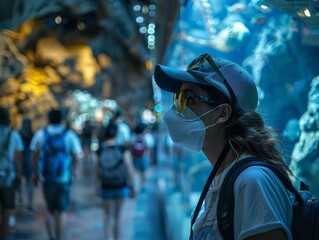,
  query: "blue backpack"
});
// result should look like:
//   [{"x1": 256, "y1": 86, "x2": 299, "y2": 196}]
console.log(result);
[{"x1": 41, "y1": 128, "x2": 71, "y2": 183}]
